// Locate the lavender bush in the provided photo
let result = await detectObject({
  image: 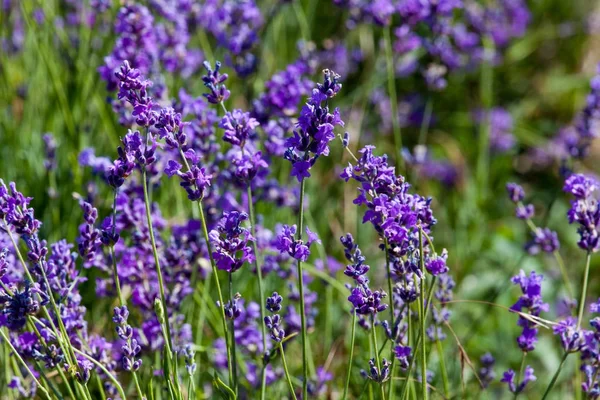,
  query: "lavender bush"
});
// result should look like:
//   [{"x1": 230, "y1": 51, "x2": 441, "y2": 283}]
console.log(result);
[{"x1": 1, "y1": 0, "x2": 600, "y2": 399}]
